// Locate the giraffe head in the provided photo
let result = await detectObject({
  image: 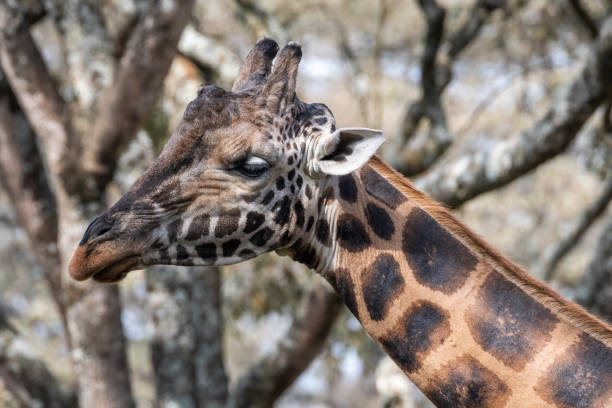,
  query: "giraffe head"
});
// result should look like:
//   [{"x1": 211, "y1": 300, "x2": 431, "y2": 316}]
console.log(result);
[{"x1": 69, "y1": 39, "x2": 383, "y2": 282}]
